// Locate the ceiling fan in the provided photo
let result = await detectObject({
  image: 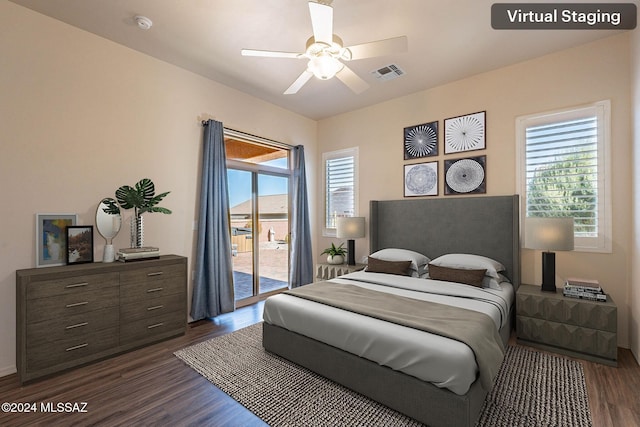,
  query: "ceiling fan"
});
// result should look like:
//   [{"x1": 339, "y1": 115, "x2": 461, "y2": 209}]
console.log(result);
[{"x1": 241, "y1": 1, "x2": 408, "y2": 95}]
